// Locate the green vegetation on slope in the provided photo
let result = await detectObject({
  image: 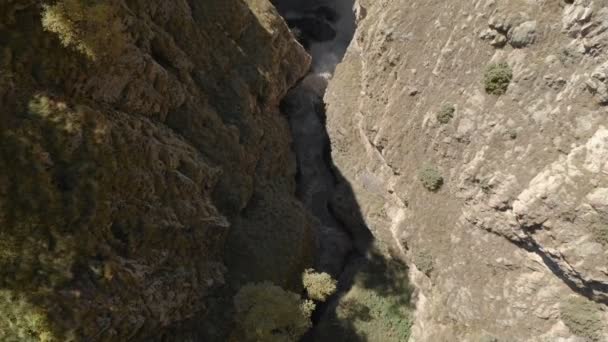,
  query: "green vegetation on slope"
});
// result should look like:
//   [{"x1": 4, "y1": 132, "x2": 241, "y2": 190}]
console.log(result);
[
  {"x1": 303, "y1": 269, "x2": 337, "y2": 302},
  {"x1": 41, "y1": 0, "x2": 127, "y2": 60},
  {"x1": 484, "y1": 62, "x2": 513, "y2": 95},
  {"x1": 224, "y1": 185, "x2": 315, "y2": 290},
  {"x1": 412, "y1": 250, "x2": 434, "y2": 276},
  {"x1": 233, "y1": 282, "x2": 315, "y2": 342},
  {"x1": 0, "y1": 95, "x2": 113, "y2": 340},
  {"x1": 316, "y1": 255, "x2": 414, "y2": 341},
  {"x1": 0, "y1": 290, "x2": 56, "y2": 342},
  {"x1": 591, "y1": 224, "x2": 608, "y2": 246},
  {"x1": 436, "y1": 104, "x2": 455, "y2": 124},
  {"x1": 419, "y1": 166, "x2": 443, "y2": 191},
  {"x1": 560, "y1": 297, "x2": 604, "y2": 341}
]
